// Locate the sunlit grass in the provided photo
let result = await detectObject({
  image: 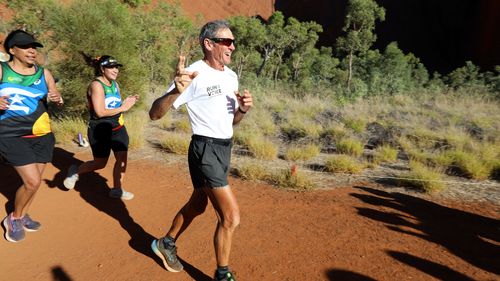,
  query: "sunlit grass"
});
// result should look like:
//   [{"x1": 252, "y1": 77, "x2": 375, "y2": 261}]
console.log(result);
[
  {"x1": 398, "y1": 161, "x2": 446, "y2": 193},
  {"x1": 324, "y1": 154, "x2": 364, "y2": 174},
  {"x1": 126, "y1": 110, "x2": 148, "y2": 149},
  {"x1": 336, "y1": 138, "x2": 364, "y2": 157},
  {"x1": 52, "y1": 117, "x2": 87, "y2": 144},
  {"x1": 267, "y1": 166, "x2": 316, "y2": 190},
  {"x1": 284, "y1": 143, "x2": 321, "y2": 161},
  {"x1": 159, "y1": 132, "x2": 190, "y2": 154},
  {"x1": 373, "y1": 144, "x2": 399, "y2": 164}
]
